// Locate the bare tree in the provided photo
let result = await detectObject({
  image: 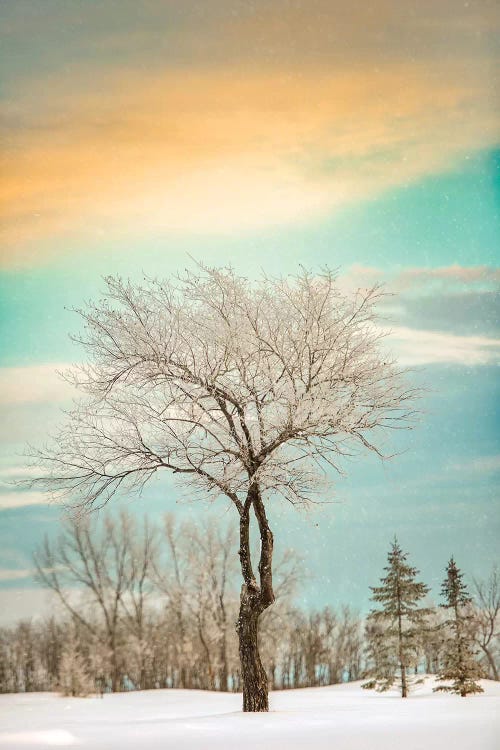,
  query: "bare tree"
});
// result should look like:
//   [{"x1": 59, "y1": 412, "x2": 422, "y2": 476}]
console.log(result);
[
  {"x1": 472, "y1": 566, "x2": 500, "y2": 680},
  {"x1": 58, "y1": 624, "x2": 94, "y2": 697},
  {"x1": 153, "y1": 515, "x2": 197, "y2": 689},
  {"x1": 185, "y1": 520, "x2": 237, "y2": 691},
  {"x1": 153, "y1": 515, "x2": 238, "y2": 690},
  {"x1": 327, "y1": 605, "x2": 364, "y2": 684},
  {"x1": 33, "y1": 511, "x2": 158, "y2": 691},
  {"x1": 119, "y1": 516, "x2": 160, "y2": 689},
  {"x1": 274, "y1": 605, "x2": 363, "y2": 689},
  {"x1": 154, "y1": 514, "x2": 302, "y2": 692},
  {"x1": 421, "y1": 604, "x2": 446, "y2": 675},
  {"x1": 26, "y1": 265, "x2": 416, "y2": 710}
]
